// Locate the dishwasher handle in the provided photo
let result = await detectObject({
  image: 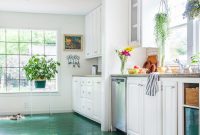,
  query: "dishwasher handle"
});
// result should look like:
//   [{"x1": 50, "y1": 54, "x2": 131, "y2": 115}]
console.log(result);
[{"x1": 112, "y1": 78, "x2": 126, "y2": 84}]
